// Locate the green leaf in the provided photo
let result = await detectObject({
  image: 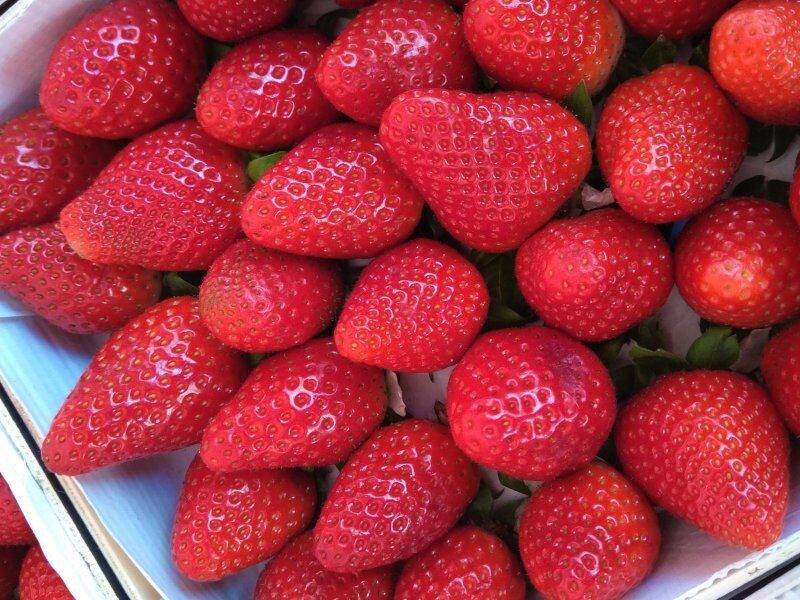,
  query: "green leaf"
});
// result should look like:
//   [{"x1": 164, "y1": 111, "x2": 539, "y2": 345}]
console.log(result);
[
  {"x1": 748, "y1": 122, "x2": 774, "y2": 156},
  {"x1": 162, "y1": 272, "x2": 199, "y2": 297},
  {"x1": 208, "y1": 42, "x2": 232, "y2": 65},
  {"x1": 248, "y1": 353, "x2": 268, "y2": 368},
  {"x1": 596, "y1": 336, "x2": 626, "y2": 366},
  {"x1": 247, "y1": 151, "x2": 287, "y2": 182},
  {"x1": 487, "y1": 303, "x2": 528, "y2": 328},
  {"x1": 732, "y1": 176, "x2": 791, "y2": 204},
  {"x1": 563, "y1": 81, "x2": 593, "y2": 128},
  {"x1": 689, "y1": 40, "x2": 709, "y2": 70},
  {"x1": 468, "y1": 482, "x2": 494, "y2": 522},
  {"x1": 494, "y1": 498, "x2": 525, "y2": 529},
  {"x1": 479, "y1": 72, "x2": 498, "y2": 92},
  {"x1": 686, "y1": 327, "x2": 740, "y2": 369},
  {"x1": 610, "y1": 364, "x2": 635, "y2": 398},
  {"x1": 642, "y1": 35, "x2": 677, "y2": 71},
  {"x1": 629, "y1": 345, "x2": 687, "y2": 374},
  {"x1": 633, "y1": 317, "x2": 664, "y2": 351},
  {"x1": 497, "y1": 473, "x2": 530, "y2": 495}
]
